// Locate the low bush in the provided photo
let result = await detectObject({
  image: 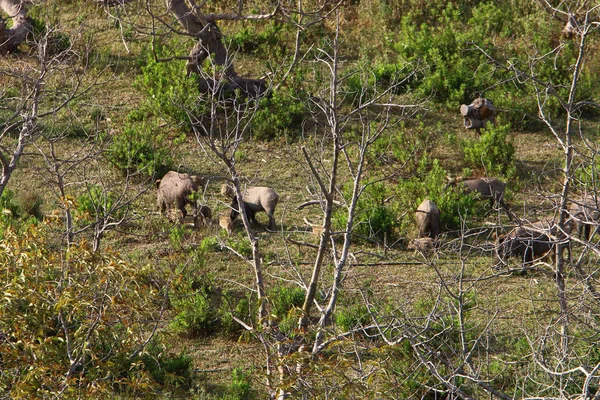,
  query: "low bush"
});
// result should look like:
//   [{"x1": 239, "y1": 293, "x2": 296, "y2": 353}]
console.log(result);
[
  {"x1": 252, "y1": 87, "x2": 307, "y2": 141},
  {"x1": 105, "y1": 115, "x2": 176, "y2": 179},
  {"x1": 224, "y1": 368, "x2": 252, "y2": 400},
  {"x1": 170, "y1": 291, "x2": 219, "y2": 337},
  {"x1": 333, "y1": 182, "x2": 397, "y2": 242},
  {"x1": 462, "y1": 123, "x2": 516, "y2": 179}
]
